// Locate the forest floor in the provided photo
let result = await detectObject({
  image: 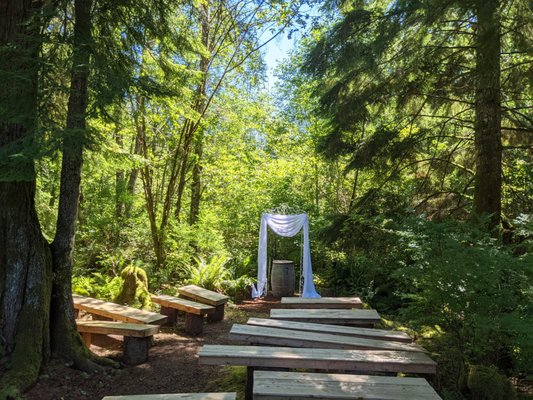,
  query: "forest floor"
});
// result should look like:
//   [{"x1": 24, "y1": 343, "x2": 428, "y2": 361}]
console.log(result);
[
  {"x1": 25, "y1": 296, "x2": 285, "y2": 400},
  {"x1": 23, "y1": 296, "x2": 533, "y2": 400}
]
